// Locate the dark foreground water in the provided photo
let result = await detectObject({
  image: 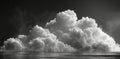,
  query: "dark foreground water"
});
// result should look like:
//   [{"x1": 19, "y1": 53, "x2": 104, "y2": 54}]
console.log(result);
[{"x1": 1, "y1": 51, "x2": 120, "y2": 59}]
